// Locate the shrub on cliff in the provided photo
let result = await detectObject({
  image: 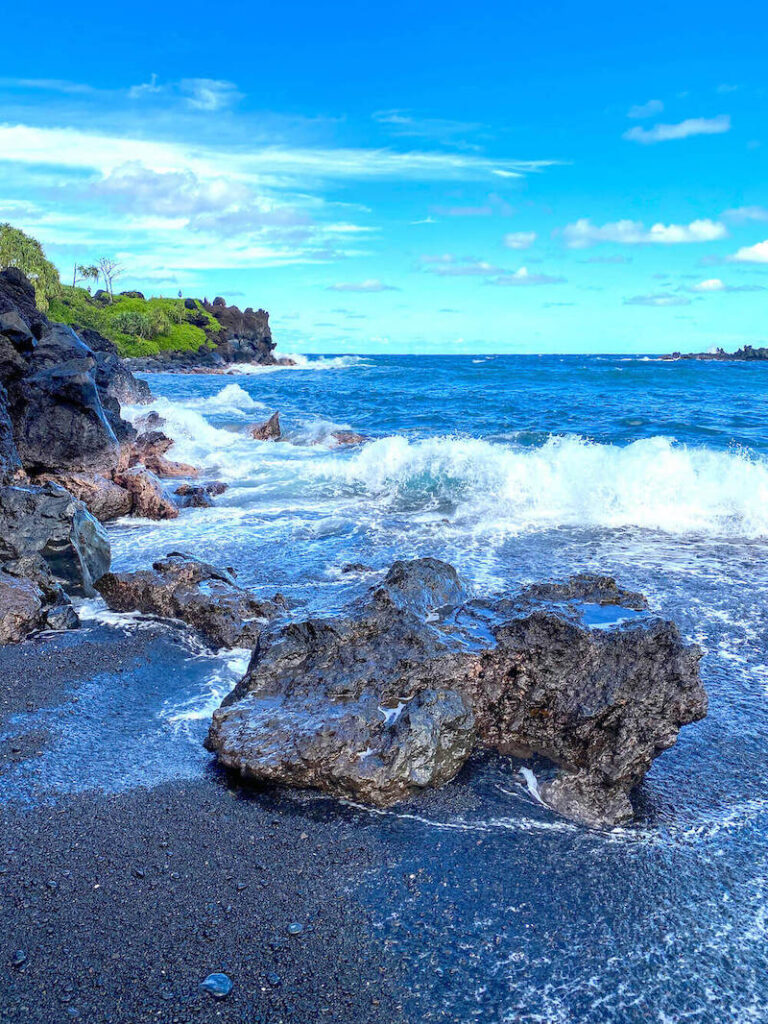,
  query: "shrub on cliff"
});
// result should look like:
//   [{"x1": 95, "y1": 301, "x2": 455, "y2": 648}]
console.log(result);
[
  {"x1": 49, "y1": 287, "x2": 222, "y2": 357},
  {"x1": 0, "y1": 224, "x2": 61, "y2": 312}
]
